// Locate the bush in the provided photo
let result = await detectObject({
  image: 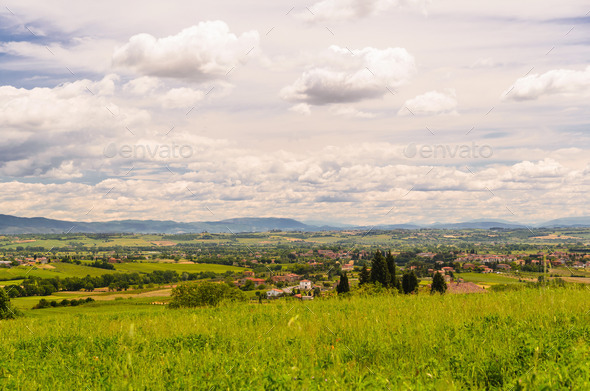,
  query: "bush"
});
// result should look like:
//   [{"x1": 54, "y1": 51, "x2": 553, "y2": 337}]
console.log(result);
[
  {"x1": 0, "y1": 288, "x2": 19, "y2": 319},
  {"x1": 169, "y1": 282, "x2": 247, "y2": 308},
  {"x1": 33, "y1": 299, "x2": 51, "y2": 309},
  {"x1": 34, "y1": 297, "x2": 95, "y2": 309}
]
